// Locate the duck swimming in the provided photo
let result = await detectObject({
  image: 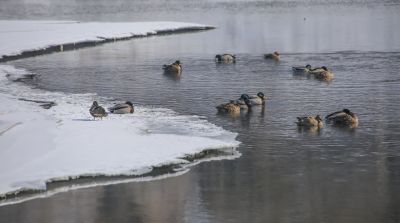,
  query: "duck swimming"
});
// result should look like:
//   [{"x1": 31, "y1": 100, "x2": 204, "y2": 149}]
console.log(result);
[
  {"x1": 264, "y1": 51, "x2": 280, "y2": 61},
  {"x1": 215, "y1": 54, "x2": 236, "y2": 63},
  {"x1": 217, "y1": 95, "x2": 252, "y2": 113},
  {"x1": 90, "y1": 101, "x2": 108, "y2": 120},
  {"x1": 109, "y1": 101, "x2": 134, "y2": 114},
  {"x1": 233, "y1": 92, "x2": 266, "y2": 107},
  {"x1": 292, "y1": 64, "x2": 312, "y2": 73},
  {"x1": 296, "y1": 115, "x2": 323, "y2": 128},
  {"x1": 325, "y1": 109, "x2": 358, "y2": 127},
  {"x1": 163, "y1": 60, "x2": 182, "y2": 75},
  {"x1": 310, "y1": 66, "x2": 334, "y2": 81}
]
